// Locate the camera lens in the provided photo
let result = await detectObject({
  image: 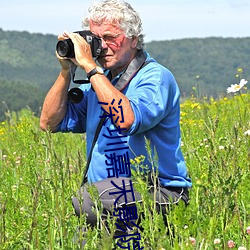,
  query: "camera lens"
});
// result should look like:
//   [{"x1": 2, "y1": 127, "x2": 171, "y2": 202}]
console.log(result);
[
  {"x1": 56, "y1": 39, "x2": 74, "y2": 58},
  {"x1": 68, "y1": 88, "x2": 84, "y2": 103}
]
